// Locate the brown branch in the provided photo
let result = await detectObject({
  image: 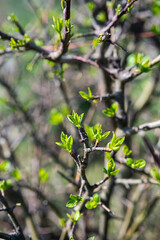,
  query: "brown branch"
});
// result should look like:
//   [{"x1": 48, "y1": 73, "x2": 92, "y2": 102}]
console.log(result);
[
  {"x1": 17, "y1": 183, "x2": 63, "y2": 218},
  {"x1": 102, "y1": 0, "x2": 138, "y2": 34},
  {"x1": 0, "y1": 192, "x2": 25, "y2": 240},
  {"x1": 123, "y1": 55, "x2": 160, "y2": 83},
  {"x1": 85, "y1": 147, "x2": 110, "y2": 153},
  {"x1": 123, "y1": 120, "x2": 160, "y2": 136},
  {"x1": 57, "y1": 170, "x2": 79, "y2": 187},
  {"x1": 115, "y1": 178, "x2": 158, "y2": 185},
  {"x1": 0, "y1": 78, "x2": 67, "y2": 169}
]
